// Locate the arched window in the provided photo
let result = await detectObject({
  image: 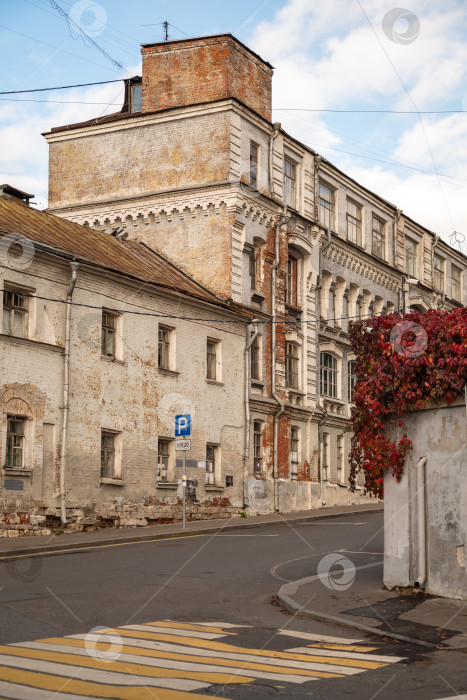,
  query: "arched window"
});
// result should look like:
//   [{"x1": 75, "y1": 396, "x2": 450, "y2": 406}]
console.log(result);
[
  {"x1": 320, "y1": 352, "x2": 337, "y2": 398},
  {"x1": 286, "y1": 255, "x2": 298, "y2": 306},
  {"x1": 286, "y1": 342, "x2": 299, "y2": 388}
]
